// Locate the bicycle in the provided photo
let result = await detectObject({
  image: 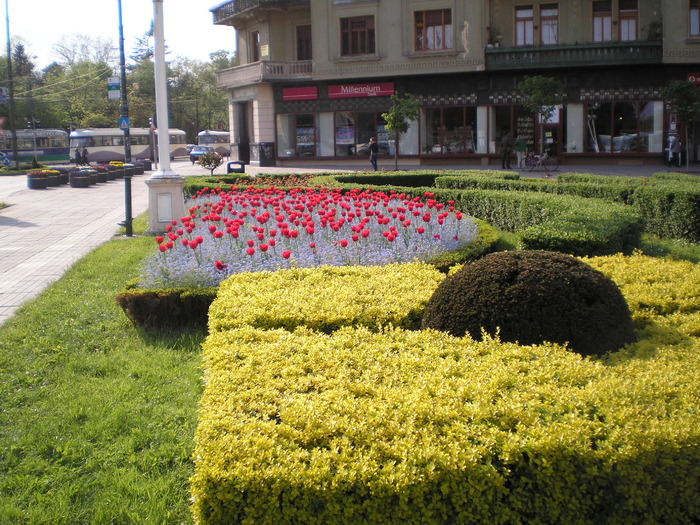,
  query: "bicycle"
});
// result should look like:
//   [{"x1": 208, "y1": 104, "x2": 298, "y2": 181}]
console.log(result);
[{"x1": 519, "y1": 150, "x2": 559, "y2": 175}]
